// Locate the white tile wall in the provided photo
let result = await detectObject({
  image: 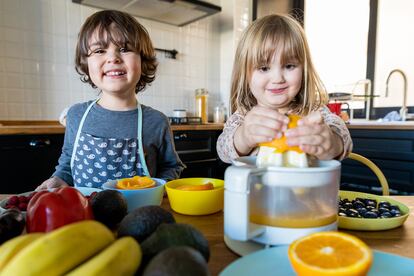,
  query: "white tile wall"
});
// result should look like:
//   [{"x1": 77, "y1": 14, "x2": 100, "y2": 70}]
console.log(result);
[{"x1": 0, "y1": 0, "x2": 228, "y2": 120}]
